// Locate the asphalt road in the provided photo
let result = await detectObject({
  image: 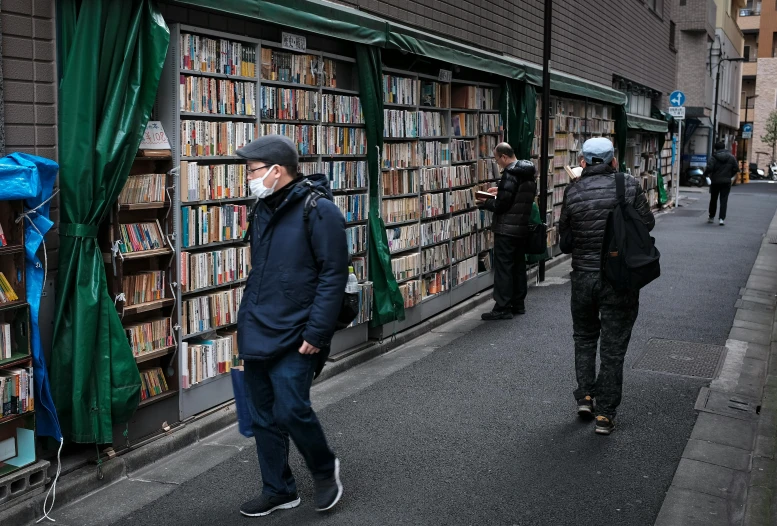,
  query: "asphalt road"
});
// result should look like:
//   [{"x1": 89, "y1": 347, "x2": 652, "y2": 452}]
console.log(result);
[{"x1": 62, "y1": 183, "x2": 777, "y2": 526}]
